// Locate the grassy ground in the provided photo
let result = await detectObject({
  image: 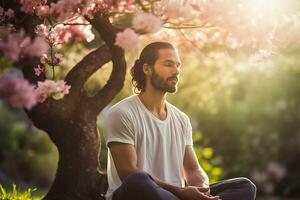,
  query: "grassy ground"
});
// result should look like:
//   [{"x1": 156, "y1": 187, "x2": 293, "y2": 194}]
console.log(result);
[
  {"x1": 0, "y1": 184, "x2": 47, "y2": 199},
  {"x1": 1, "y1": 184, "x2": 299, "y2": 200}
]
